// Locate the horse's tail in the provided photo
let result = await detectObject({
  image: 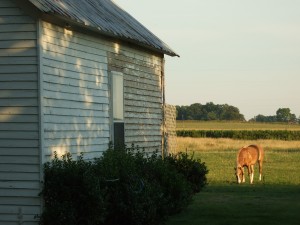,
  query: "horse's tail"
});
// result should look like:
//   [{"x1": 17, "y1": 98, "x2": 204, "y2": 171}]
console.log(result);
[{"x1": 257, "y1": 145, "x2": 264, "y2": 161}]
